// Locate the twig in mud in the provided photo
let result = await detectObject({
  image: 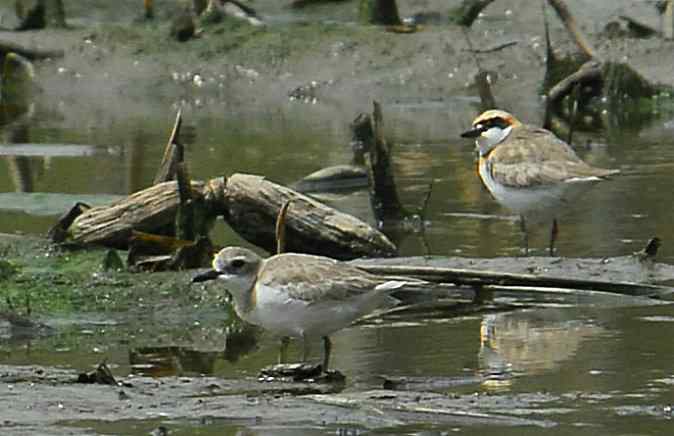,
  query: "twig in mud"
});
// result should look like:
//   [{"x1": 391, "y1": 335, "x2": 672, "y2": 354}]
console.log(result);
[
  {"x1": 461, "y1": 28, "x2": 497, "y2": 110},
  {"x1": 467, "y1": 40, "x2": 518, "y2": 53},
  {"x1": 450, "y1": 0, "x2": 495, "y2": 27},
  {"x1": 275, "y1": 200, "x2": 291, "y2": 254},
  {"x1": 546, "y1": 60, "x2": 602, "y2": 105},
  {"x1": 461, "y1": 27, "x2": 482, "y2": 70},
  {"x1": 77, "y1": 360, "x2": 117, "y2": 385},
  {"x1": 354, "y1": 263, "x2": 672, "y2": 298},
  {"x1": 634, "y1": 237, "x2": 661, "y2": 262},
  {"x1": 546, "y1": 0, "x2": 597, "y2": 59},
  {"x1": 154, "y1": 109, "x2": 184, "y2": 185}
]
